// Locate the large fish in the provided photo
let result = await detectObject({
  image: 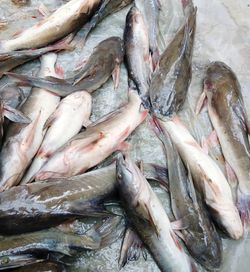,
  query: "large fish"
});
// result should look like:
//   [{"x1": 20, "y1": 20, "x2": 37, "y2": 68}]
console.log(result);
[
  {"x1": 0, "y1": 162, "x2": 166, "y2": 234},
  {"x1": 158, "y1": 127, "x2": 222, "y2": 270},
  {"x1": 196, "y1": 61, "x2": 250, "y2": 225},
  {"x1": 35, "y1": 91, "x2": 147, "y2": 180},
  {"x1": 81, "y1": 0, "x2": 133, "y2": 45},
  {"x1": 0, "y1": 0, "x2": 101, "y2": 52},
  {"x1": 0, "y1": 53, "x2": 61, "y2": 192},
  {"x1": 21, "y1": 91, "x2": 92, "y2": 184},
  {"x1": 157, "y1": 117, "x2": 243, "y2": 239},
  {"x1": 135, "y1": 0, "x2": 161, "y2": 68},
  {"x1": 7, "y1": 37, "x2": 124, "y2": 96},
  {"x1": 116, "y1": 154, "x2": 193, "y2": 272},
  {"x1": 149, "y1": 8, "x2": 196, "y2": 119},
  {"x1": 124, "y1": 6, "x2": 152, "y2": 108}
]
